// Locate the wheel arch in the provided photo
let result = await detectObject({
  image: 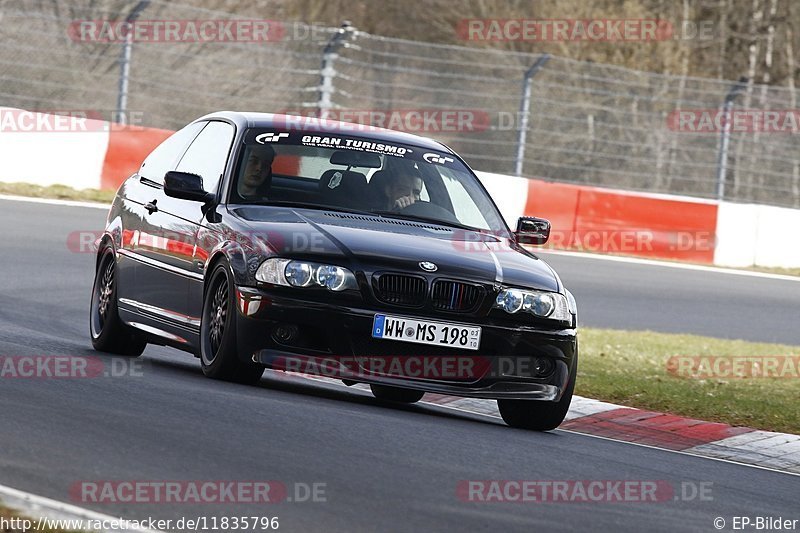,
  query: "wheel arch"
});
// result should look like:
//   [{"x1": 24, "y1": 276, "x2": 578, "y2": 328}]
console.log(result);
[
  {"x1": 202, "y1": 238, "x2": 254, "y2": 293},
  {"x1": 95, "y1": 212, "x2": 125, "y2": 272},
  {"x1": 95, "y1": 233, "x2": 116, "y2": 272}
]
